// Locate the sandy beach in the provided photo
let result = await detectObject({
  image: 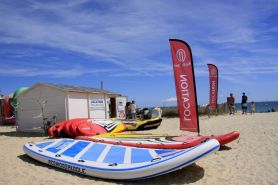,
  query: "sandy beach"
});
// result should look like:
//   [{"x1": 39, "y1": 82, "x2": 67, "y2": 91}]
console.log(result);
[{"x1": 1, "y1": 112, "x2": 278, "y2": 185}]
